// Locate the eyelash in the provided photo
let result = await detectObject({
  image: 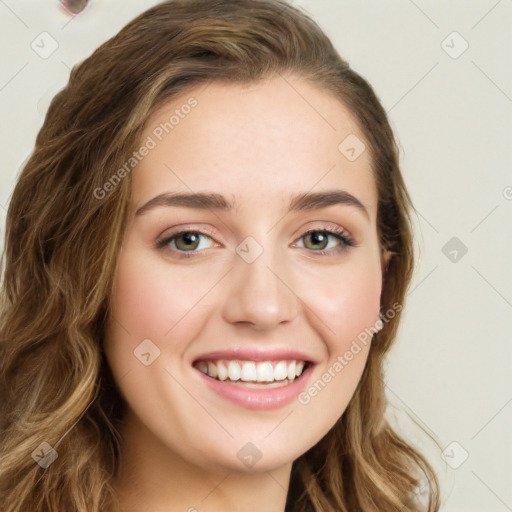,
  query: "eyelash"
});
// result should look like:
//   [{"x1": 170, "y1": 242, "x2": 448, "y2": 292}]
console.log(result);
[{"x1": 155, "y1": 225, "x2": 357, "y2": 260}]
